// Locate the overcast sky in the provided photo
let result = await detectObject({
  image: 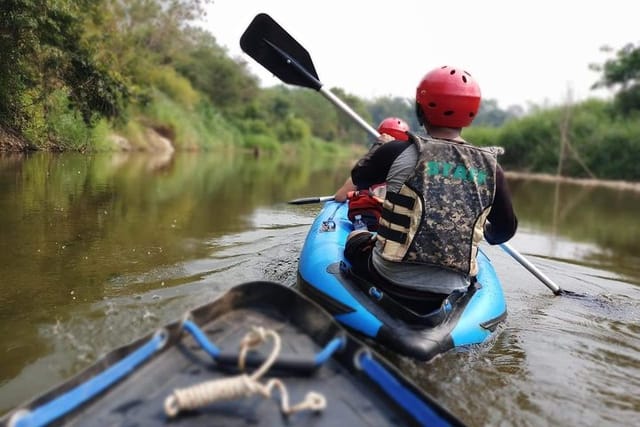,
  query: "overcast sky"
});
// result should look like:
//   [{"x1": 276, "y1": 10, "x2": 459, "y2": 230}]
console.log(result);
[{"x1": 203, "y1": 1, "x2": 637, "y2": 108}]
